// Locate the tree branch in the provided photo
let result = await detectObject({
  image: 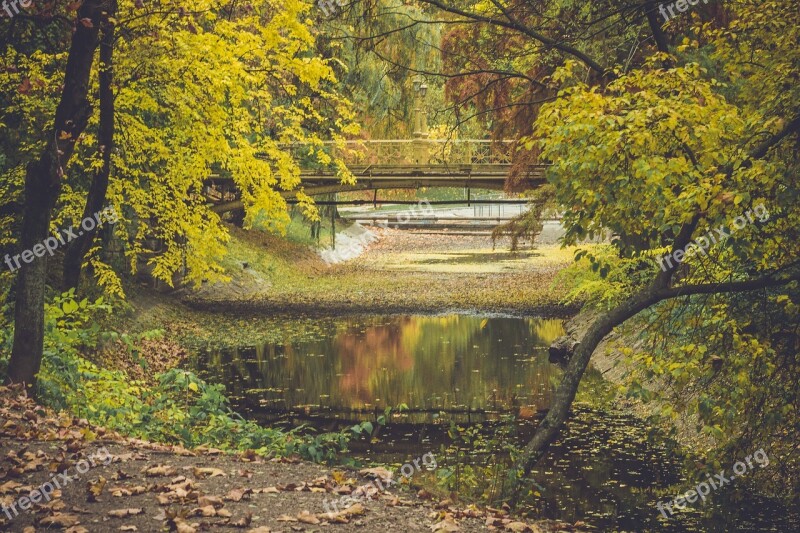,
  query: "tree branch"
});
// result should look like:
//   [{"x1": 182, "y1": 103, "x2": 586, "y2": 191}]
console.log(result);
[{"x1": 414, "y1": 0, "x2": 611, "y2": 77}]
